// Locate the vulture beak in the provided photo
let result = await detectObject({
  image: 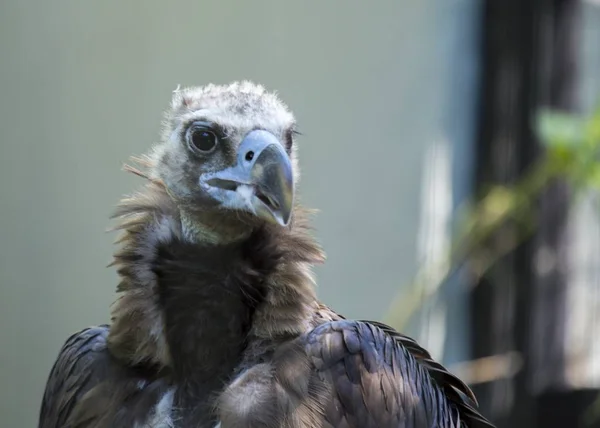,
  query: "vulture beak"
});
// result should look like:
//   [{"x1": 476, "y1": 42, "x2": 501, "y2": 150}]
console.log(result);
[{"x1": 201, "y1": 130, "x2": 294, "y2": 227}]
